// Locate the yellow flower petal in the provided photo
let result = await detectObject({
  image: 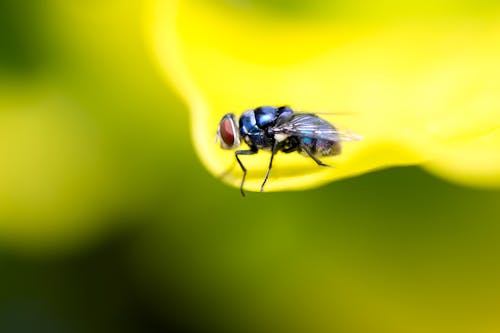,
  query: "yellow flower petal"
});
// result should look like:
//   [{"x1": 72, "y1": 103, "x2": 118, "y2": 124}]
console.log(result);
[{"x1": 147, "y1": 0, "x2": 500, "y2": 192}]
